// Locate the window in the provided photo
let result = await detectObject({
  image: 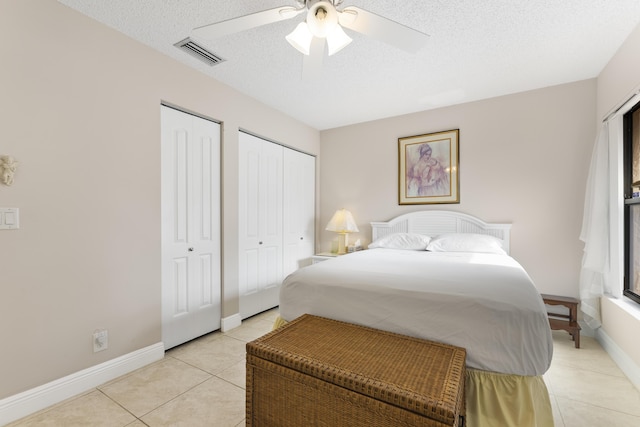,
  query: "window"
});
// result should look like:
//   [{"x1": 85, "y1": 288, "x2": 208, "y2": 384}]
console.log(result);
[{"x1": 623, "y1": 101, "x2": 640, "y2": 304}]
